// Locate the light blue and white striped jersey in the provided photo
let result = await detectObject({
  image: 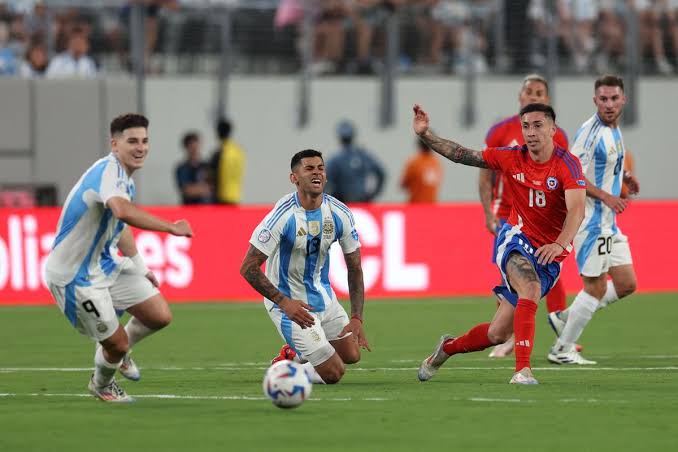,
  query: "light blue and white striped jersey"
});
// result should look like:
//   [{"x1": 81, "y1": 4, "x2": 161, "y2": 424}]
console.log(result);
[
  {"x1": 45, "y1": 153, "x2": 135, "y2": 287},
  {"x1": 571, "y1": 113, "x2": 626, "y2": 236},
  {"x1": 250, "y1": 192, "x2": 361, "y2": 313}
]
